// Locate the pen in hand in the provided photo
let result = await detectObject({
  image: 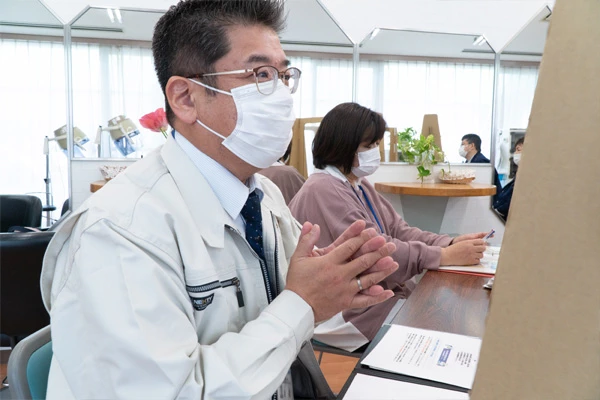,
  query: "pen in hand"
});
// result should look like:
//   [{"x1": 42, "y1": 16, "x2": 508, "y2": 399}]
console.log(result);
[{"x1": 483, "y1": 229, "x2": 495, "y2": 241}]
